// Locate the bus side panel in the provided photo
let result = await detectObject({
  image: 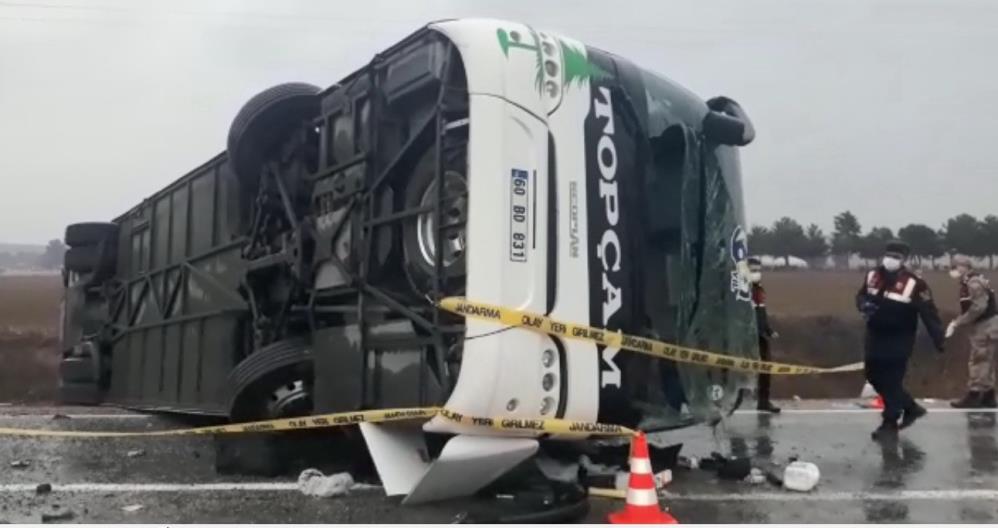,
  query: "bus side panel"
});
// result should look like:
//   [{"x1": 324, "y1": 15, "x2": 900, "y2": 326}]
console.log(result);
[{"x1": 105, "y1": 156, "x2": 247, "y2": 414}]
